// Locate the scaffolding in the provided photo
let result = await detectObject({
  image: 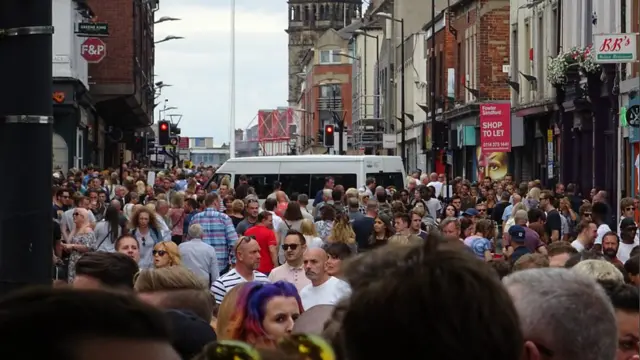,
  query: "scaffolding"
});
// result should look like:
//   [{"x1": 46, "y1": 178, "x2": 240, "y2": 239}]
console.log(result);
[{"x1": 352, "y1": 58, "x2": 386, "y2": 153}]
